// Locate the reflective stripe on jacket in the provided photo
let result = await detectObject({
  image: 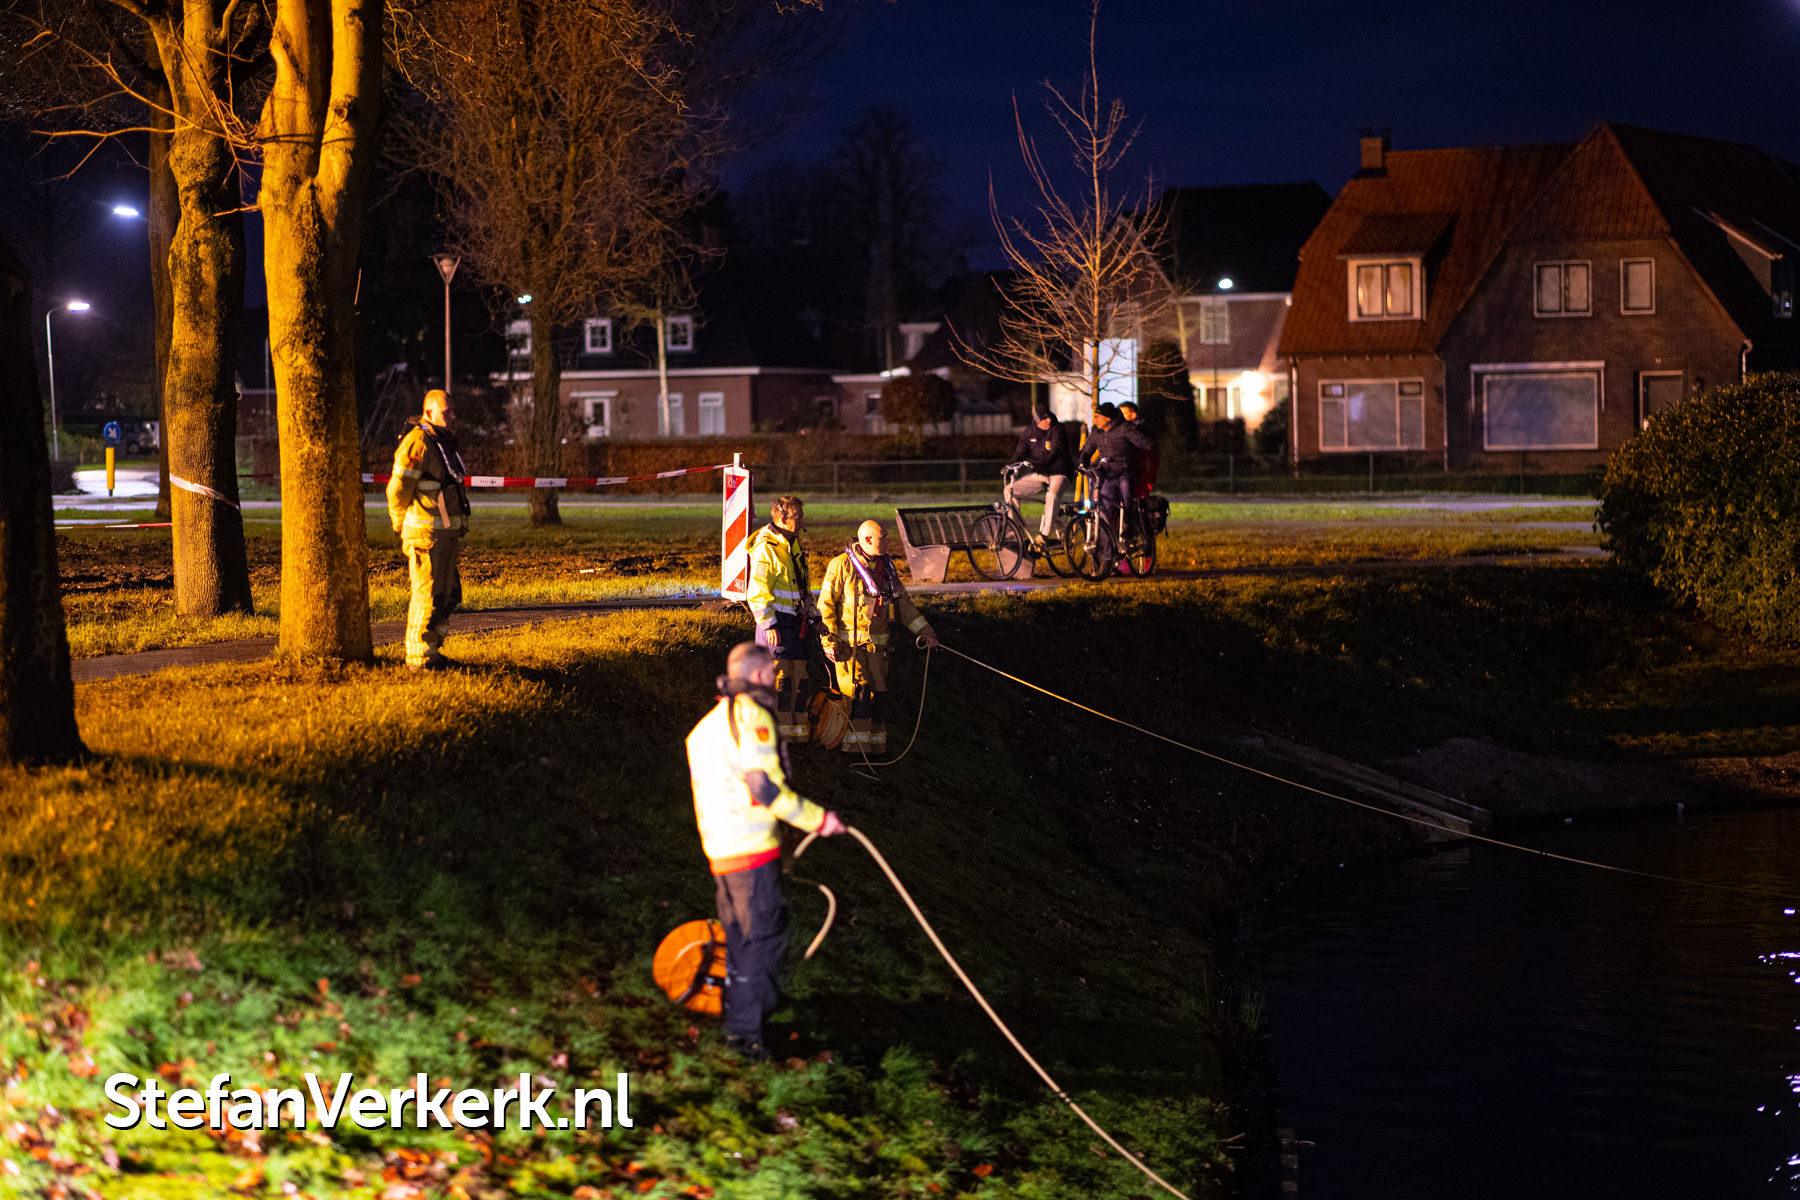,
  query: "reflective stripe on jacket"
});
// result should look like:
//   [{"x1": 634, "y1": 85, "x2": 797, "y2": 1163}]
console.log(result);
[
  {"x1": 387, "y1": 422, "x2": 471, "y2": 535},
  {"x1": 817, "y1": 549, "x2": 931, "y2": 651},
  {"x1": 745, "y1": 525, "x2": 810, "y2": 622},
  {"x1": 686, "y1": 693, "x2": 824, "y2": 875}
]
